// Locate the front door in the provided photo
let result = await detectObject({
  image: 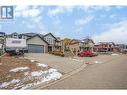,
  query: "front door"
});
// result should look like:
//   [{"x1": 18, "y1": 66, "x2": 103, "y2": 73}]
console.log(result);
[{"x1": 48, "y1": 46, "x2": 52, "y2": 52}]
